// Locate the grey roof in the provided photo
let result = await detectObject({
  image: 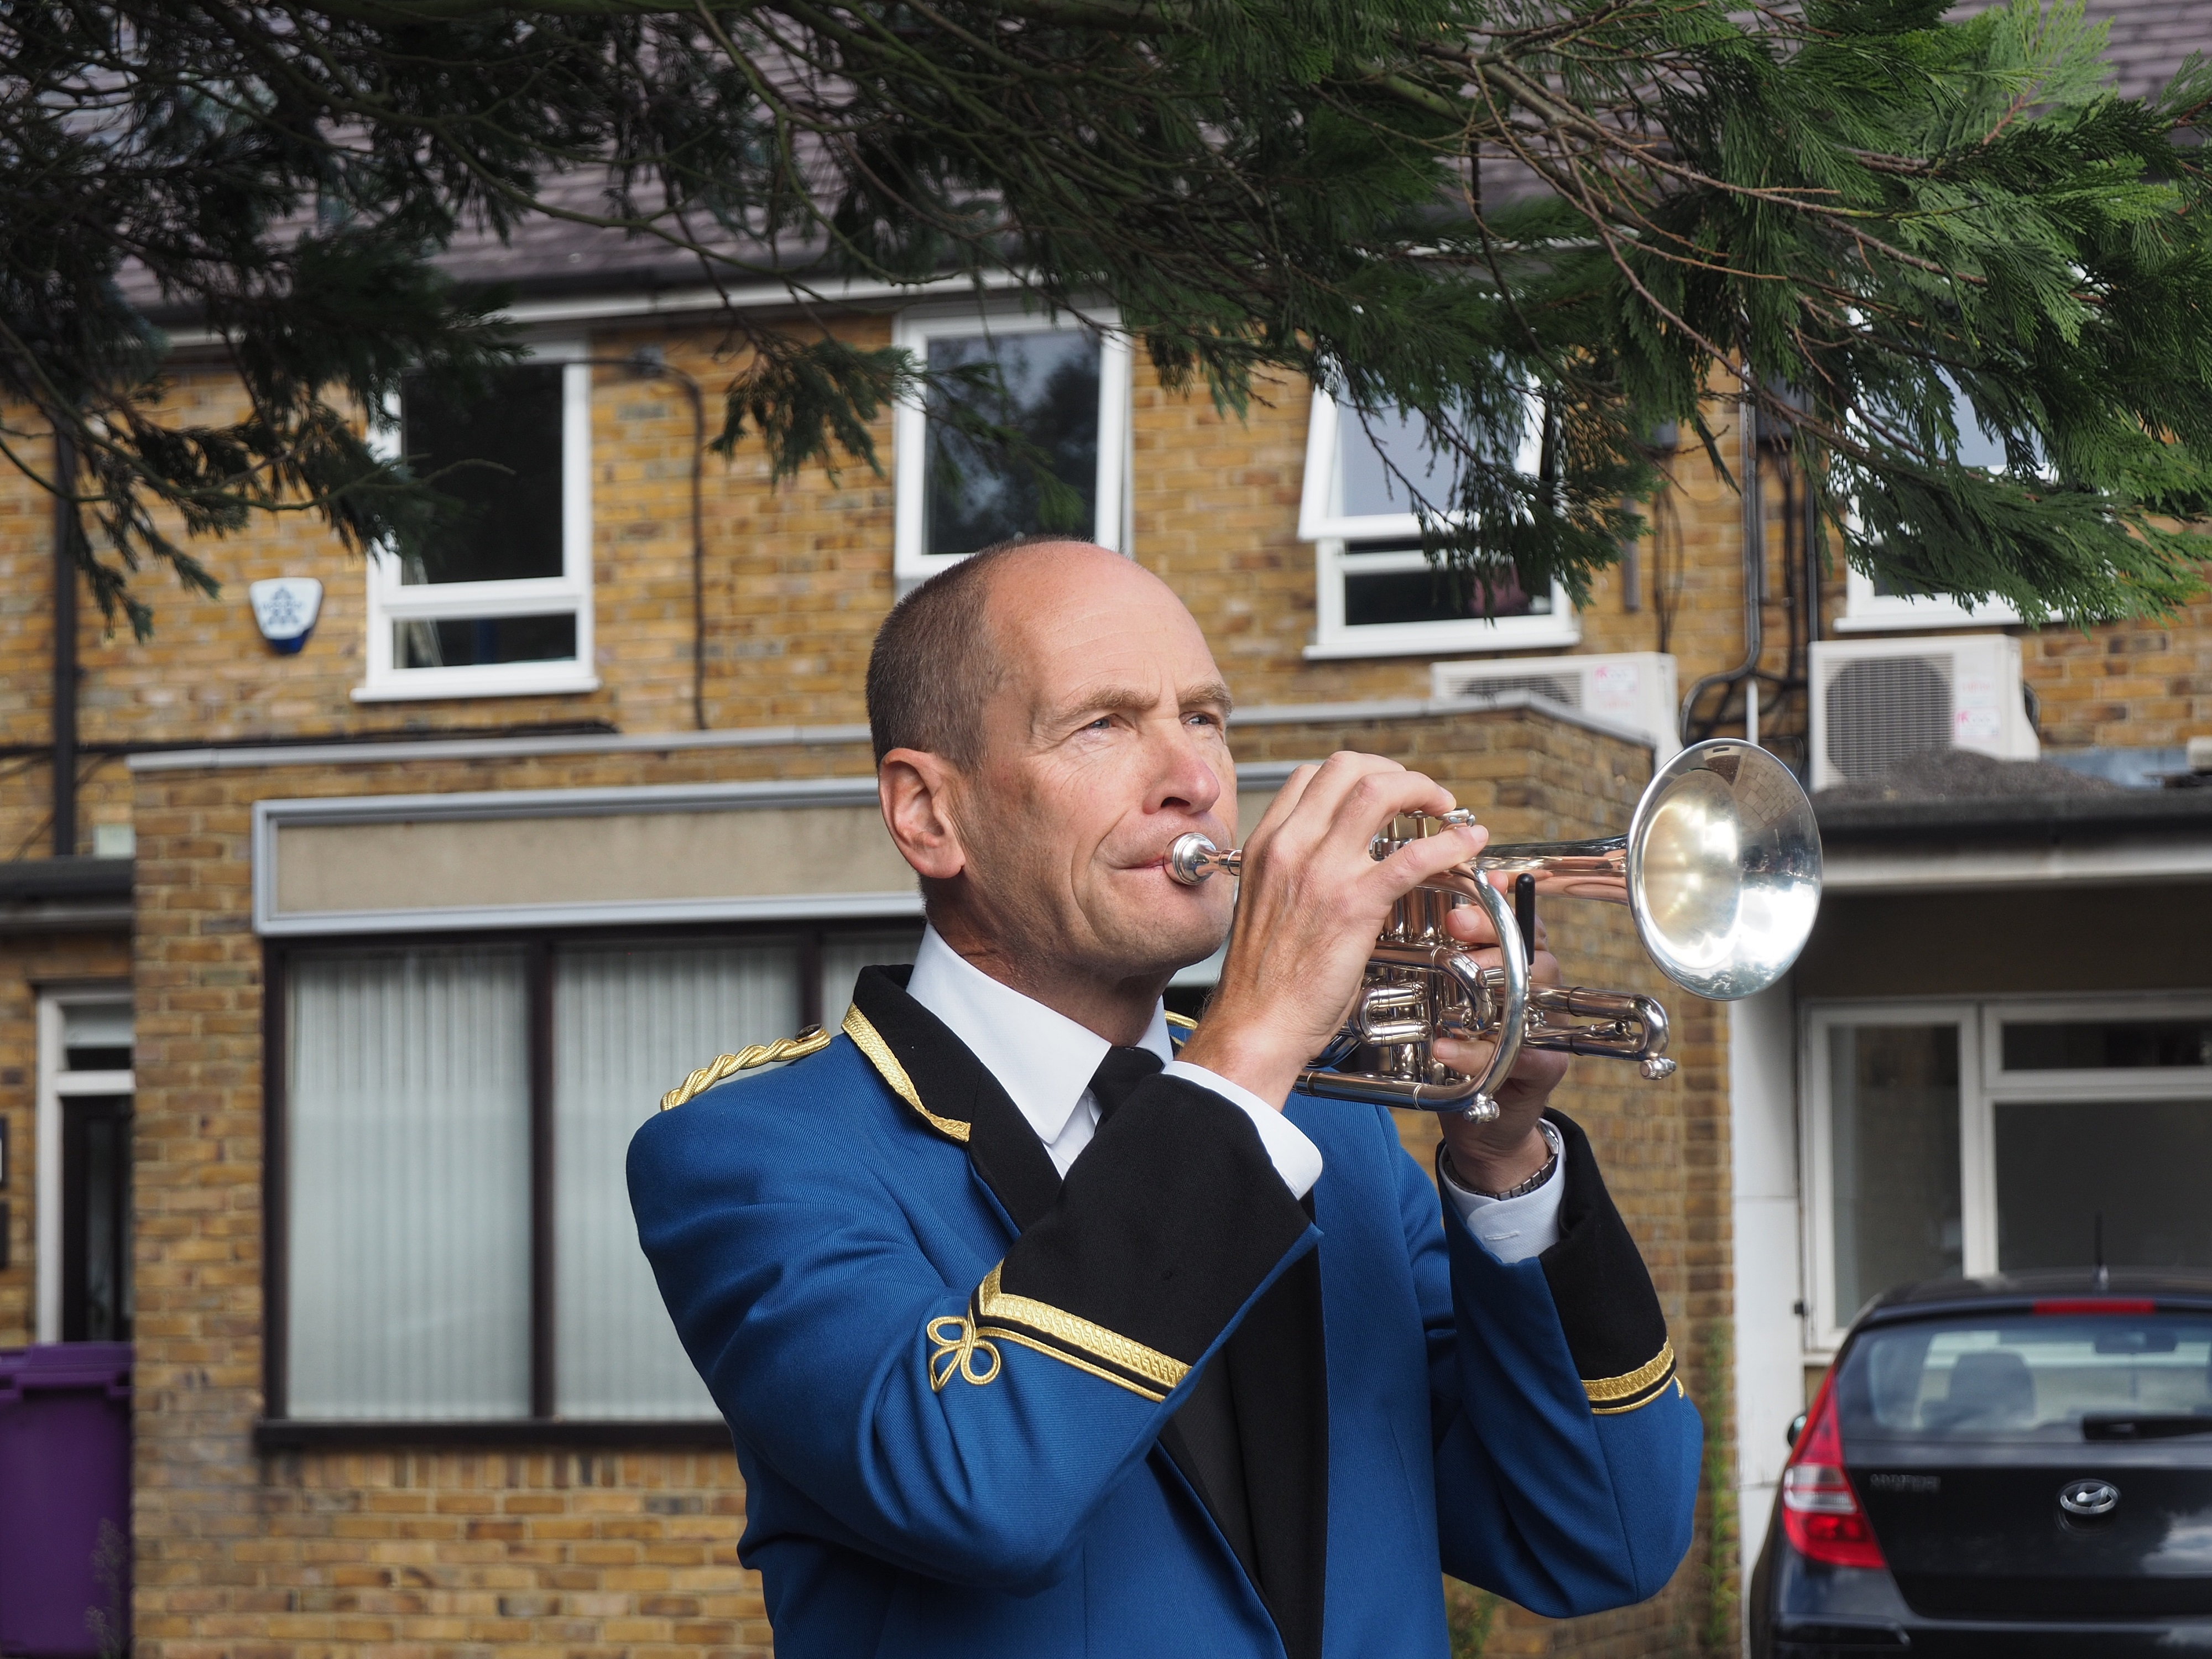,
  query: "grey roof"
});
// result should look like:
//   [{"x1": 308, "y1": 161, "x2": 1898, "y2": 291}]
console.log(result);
[
  {"x1": 1815, "y1": 748, "x2": 2212, "y2": 839},
  {"x1": 126, "y1": 0, "x2": 2211, "y2": 312}
]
